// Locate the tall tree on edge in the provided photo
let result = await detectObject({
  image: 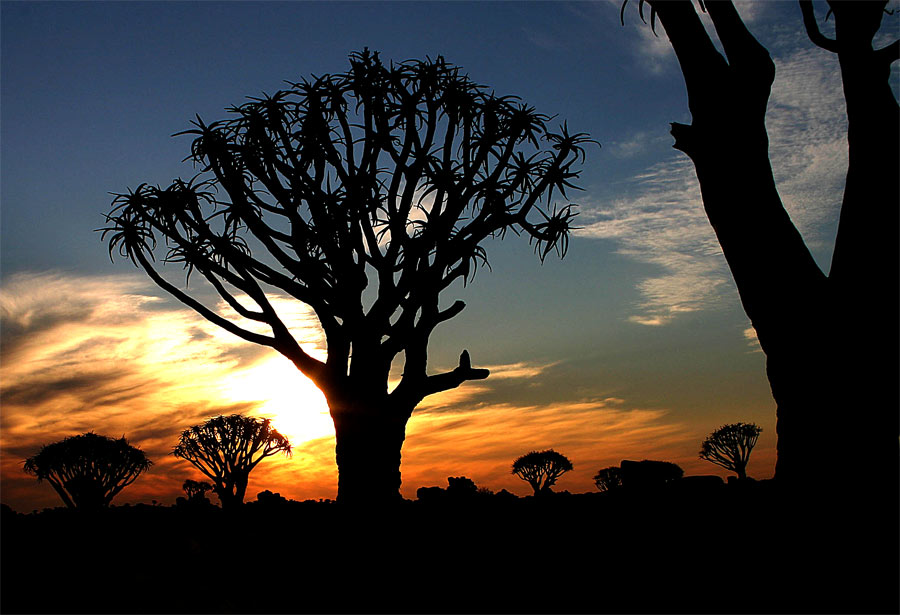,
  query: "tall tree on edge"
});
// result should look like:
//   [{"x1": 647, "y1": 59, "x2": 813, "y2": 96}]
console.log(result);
[{"x1": 621, "y1": 1, "x2": 897, "y2": 495}]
